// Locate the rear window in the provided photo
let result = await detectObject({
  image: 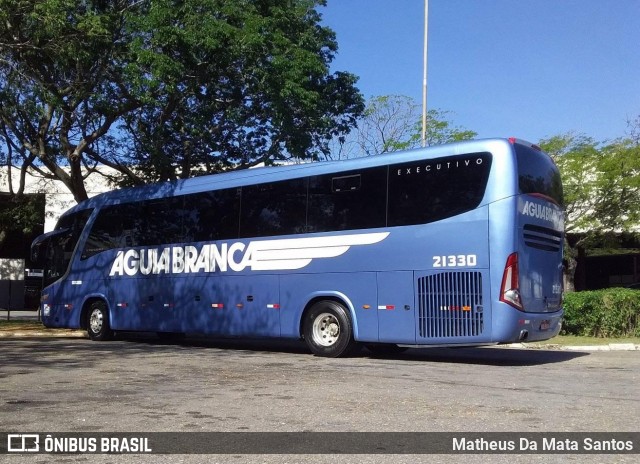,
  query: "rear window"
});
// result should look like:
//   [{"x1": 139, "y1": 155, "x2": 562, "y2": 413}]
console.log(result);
[{"x1": 515, "y1": 143, "x2": 563, "y2": 206}]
